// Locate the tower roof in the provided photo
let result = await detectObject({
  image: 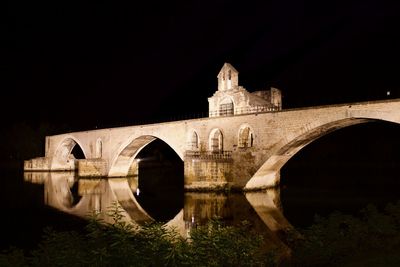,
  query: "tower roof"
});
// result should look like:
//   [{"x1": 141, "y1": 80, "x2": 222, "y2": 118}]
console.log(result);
[{"x1": 217, "y1": 63, "x2": 238, "y2": 78}]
